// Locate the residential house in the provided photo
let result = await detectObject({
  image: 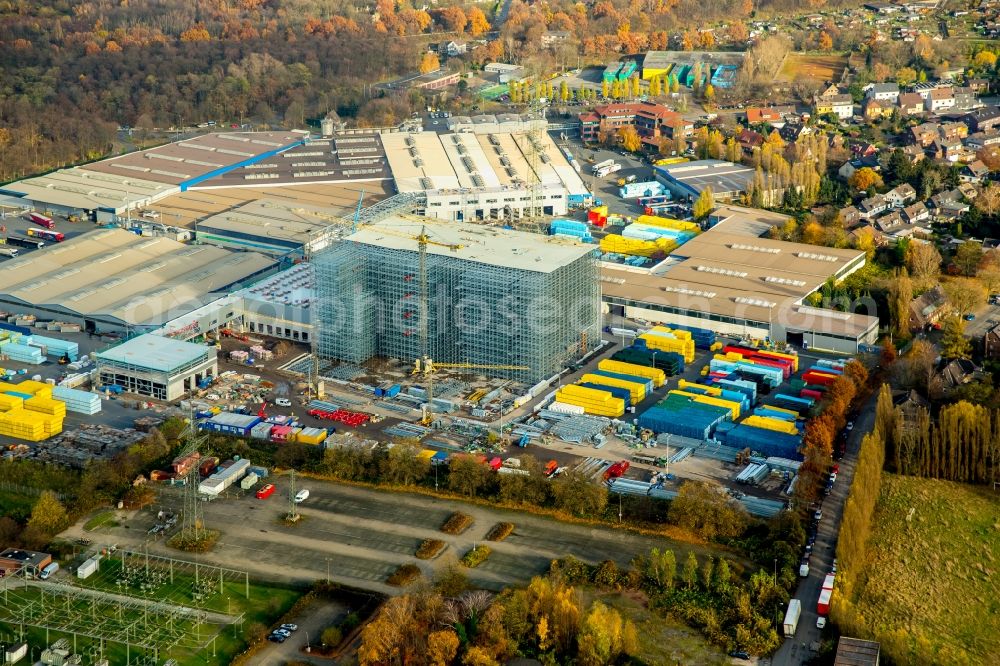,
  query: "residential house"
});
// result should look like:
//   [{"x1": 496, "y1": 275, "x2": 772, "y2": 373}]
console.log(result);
[
  {"x1": 984, "y1": 322, "x2": 1000, "y2": 359},
  {"x1": 958, "y1": 182, "x2": 980, "y2": 200},
  {"x1": 964, "y1": 106, "x2": 1000, "y2": 133},
  {"x1": 484, "y1": 62, "x2": 526, "y2": 83},
  {"x1": 902, "y1": 201, "x2": 930, "y2": 223},
  {"x1": 874, "y1": 209, "x2": 905, "y2": 233},
  {"x1": 779, "y1": 123, "x2": 809, "y2": 142},
  {"x1": 910, "y1": 122, "x2": 940, "y2": 147},
  {"x1": 930, "y1": 188, "x2": 962, "y2": 209},
  {"x1": 738, "y1": 129, "x2": 766, "y2": 154},
  {"x1": 939, "y1": 121, "x2": 969, "y2": 141},
  {"x1": 828, "y1": 94, "x2": 855, "y2": 119},
  {"x1": 960, "y1": 160, "x2": 990, "y2": 183},
  {"x1": 863, "y1": 98, "x2": 892, "y2": 121},
  {"x1": 952, "y1": 86, "x2": 981, "y2": 111},
  {"x1": 441, "y1": 41, "x2": 467, "y2": 57},
  {"x1": 897, "y1": 92, "x2": 925, "y2": 116},
  {"x1": 839, "y1": 155, "x2": 881, "y2": 181},
  {"x1": 967, "y1": 78, "x2": 990, "y2": 94},
  {"x1": 839, "y1": 205, "x2": 862, "y2": 227},
  {"x1": 965, "y1": 130, "x2": 1000, "y2": 151},
  {"x1": 578, "y1": 102, "x2": 690, "y2": 145},
  {"x1": 908, "y1": 284, "x2": 948, "y2": 331},
  {"x1": 865, "y1": 82, "x2": 901, "y2": 103},
  {"x1": 541, "y1": 30, "x2": 573, "y2": 47},
  {"x1": 859, "y1": 193, "x2": 889, "y2": 218},
  {"x1": 865, "y1": 1, "x2": 902, "y2": 13},
  {"x1": 901, "y1": 144, "x2": 926, "y2": 163},
  {"x1": 884, "y1": 183, "x2": 917, "y2": 206},
  {"x1": 925, "y1": 87, "x2": 955, "y2": 114},
  {"x1": 932, "y1": 358, "x2": 982, "y2": 396},
  {"x1": 931, "y1": 137, "x2": 965, "y2": 162},
  {"x1": 892, "y1": 390, "x2": 931, "y2": 432},
  {"x1": 851, "y1": 141, "x2": 880, "y2": 158},
  {"x1": 849, "y1": 222, "x2": 884, "y2": 247},
  {"x1": 745, "y1": 107, "x2": 784, "y2": 124}
]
